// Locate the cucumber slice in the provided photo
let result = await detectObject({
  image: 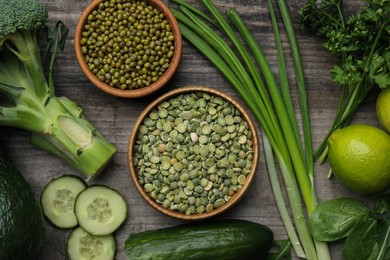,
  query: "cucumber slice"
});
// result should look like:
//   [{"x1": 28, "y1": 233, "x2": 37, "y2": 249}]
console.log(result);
[
  {"x1": 40, "y1": 175, "x2": 87, "y2": 229},
  {"x1": 67, "y1": 226, "x2": 116, "y2": 260},
  {"x1": 74, "y1": 185, "x2": 127, "y2": 236}
]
